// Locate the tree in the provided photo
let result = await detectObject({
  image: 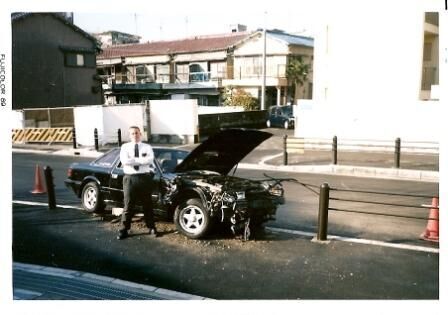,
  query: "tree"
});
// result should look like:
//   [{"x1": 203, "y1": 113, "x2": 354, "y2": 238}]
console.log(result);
[
  {"x1": 286, "y1": 55, "x2": 310, "y2": 100},
  {"x1": 222, "y1": 86, "x2": 258, "y2": 111}
]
